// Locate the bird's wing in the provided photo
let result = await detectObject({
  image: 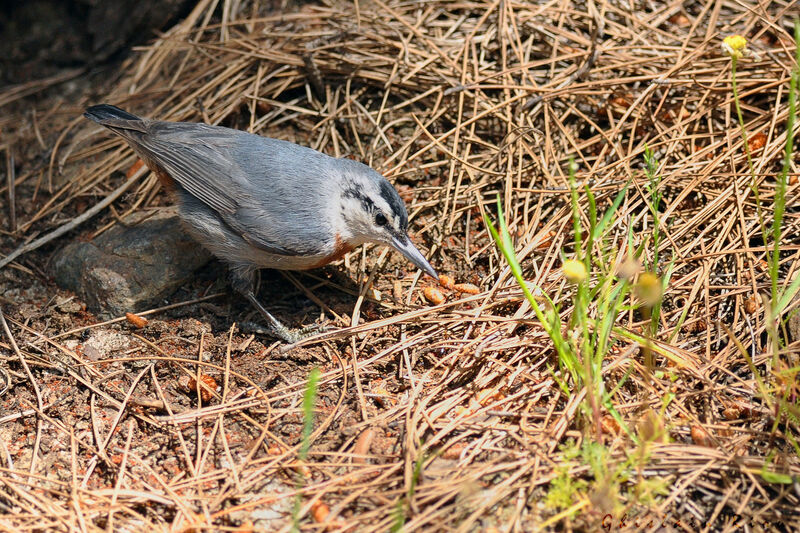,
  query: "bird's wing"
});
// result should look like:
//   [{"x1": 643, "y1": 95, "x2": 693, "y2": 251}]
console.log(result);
[
  {"x1": 145, "y1": 125, "x2": 241, "y2": 215},
  {"x1": 139, "y1": 123, "x2": 312, "y2": 256}
]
